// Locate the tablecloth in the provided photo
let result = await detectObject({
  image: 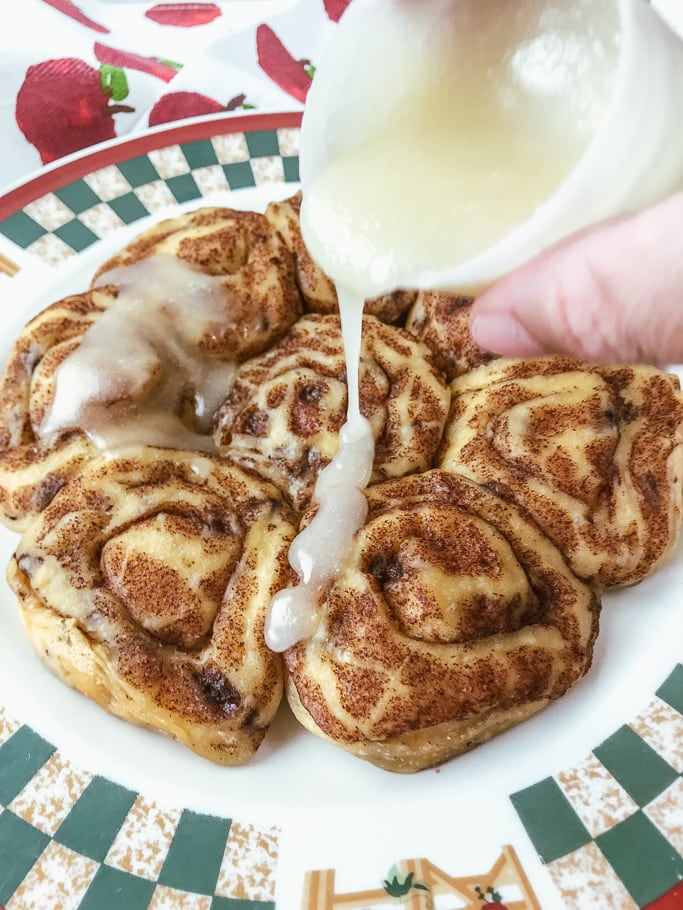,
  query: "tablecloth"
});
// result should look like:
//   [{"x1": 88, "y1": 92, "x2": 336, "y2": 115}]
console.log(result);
[
  {"x1": 4, "y1": 0, "x2": 683, "y2": 200},
  {"x1": 1, "y1": 0, "x2": 349, "y2": 195}
]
